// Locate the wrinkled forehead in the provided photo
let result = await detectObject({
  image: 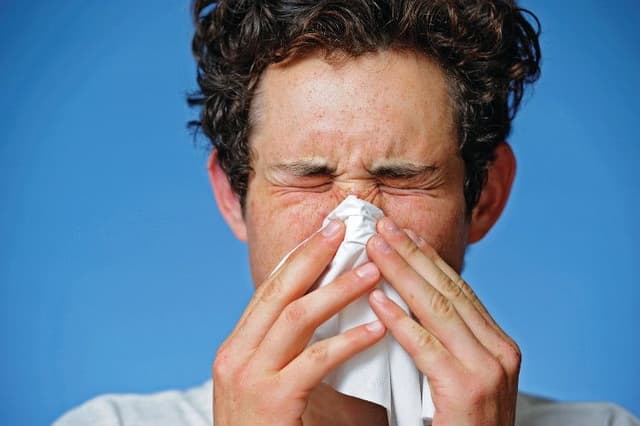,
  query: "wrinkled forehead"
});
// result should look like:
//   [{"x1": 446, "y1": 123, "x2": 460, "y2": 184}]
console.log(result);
[{"x1": 248, "y1": 49, "x2": 458, "y2": 166}]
